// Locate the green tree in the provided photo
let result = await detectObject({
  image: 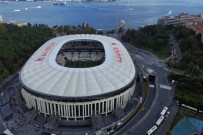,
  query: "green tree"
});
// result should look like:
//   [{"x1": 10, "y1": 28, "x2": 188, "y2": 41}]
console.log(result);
[
  {"x1": 0, "y1": 24, "x2": 7, "y2": 34},
  {"x1": 199, "y1": 57, "x2": 203, "y2": 69}
]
